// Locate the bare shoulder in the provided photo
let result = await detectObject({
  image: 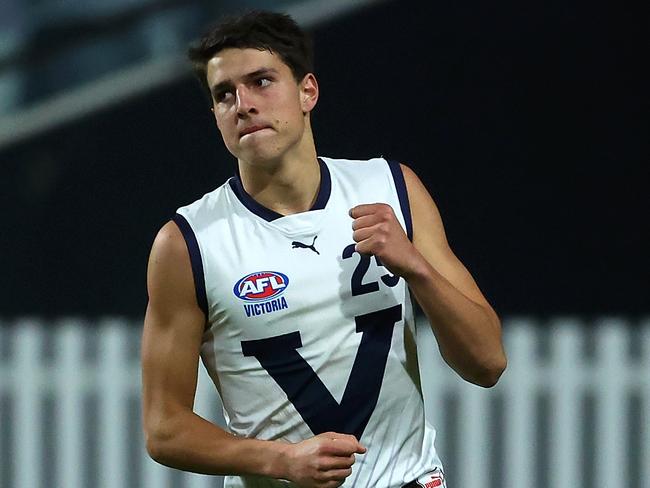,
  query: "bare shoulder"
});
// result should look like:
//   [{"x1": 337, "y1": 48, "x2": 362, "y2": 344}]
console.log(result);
[
  {"x1": 398, "y1": 163, "x2": 448, "y2": 248},
  {"x1": 149, "y1": 220, "x2": 189, "y2": 269},
  {"x1": 399, "y1": 163, "x2": 437, "y2": 210},
  {"x1": 399, "y1": 163, "x2": 423, "y2": 188},
  {"x1": 146, "y1": 220, "x2": 204, "y2": 325}
]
